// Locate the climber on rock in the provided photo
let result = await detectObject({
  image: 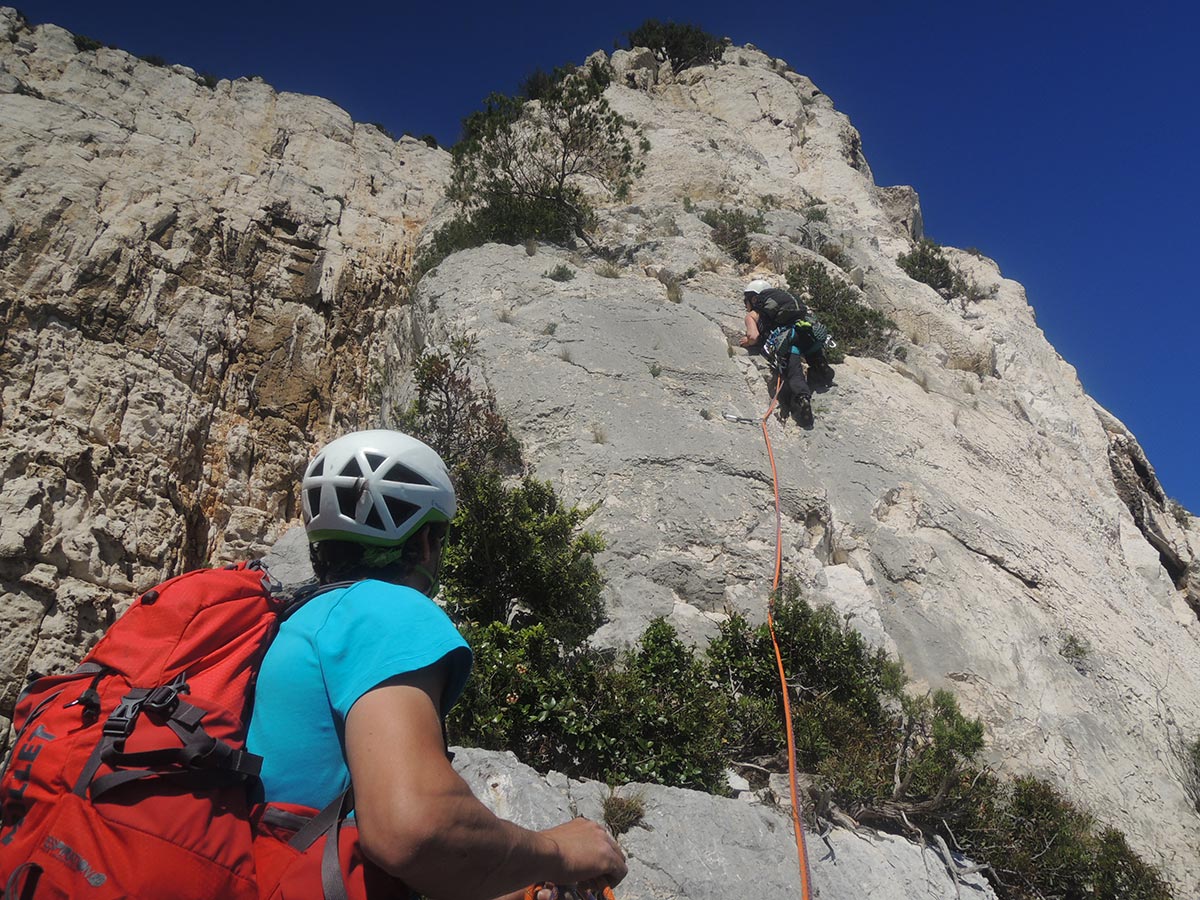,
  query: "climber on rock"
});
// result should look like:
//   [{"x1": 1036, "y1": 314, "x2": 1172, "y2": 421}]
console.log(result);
[{"x1": 738, "y1": 279, "x2": 835, "y2": 428}]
